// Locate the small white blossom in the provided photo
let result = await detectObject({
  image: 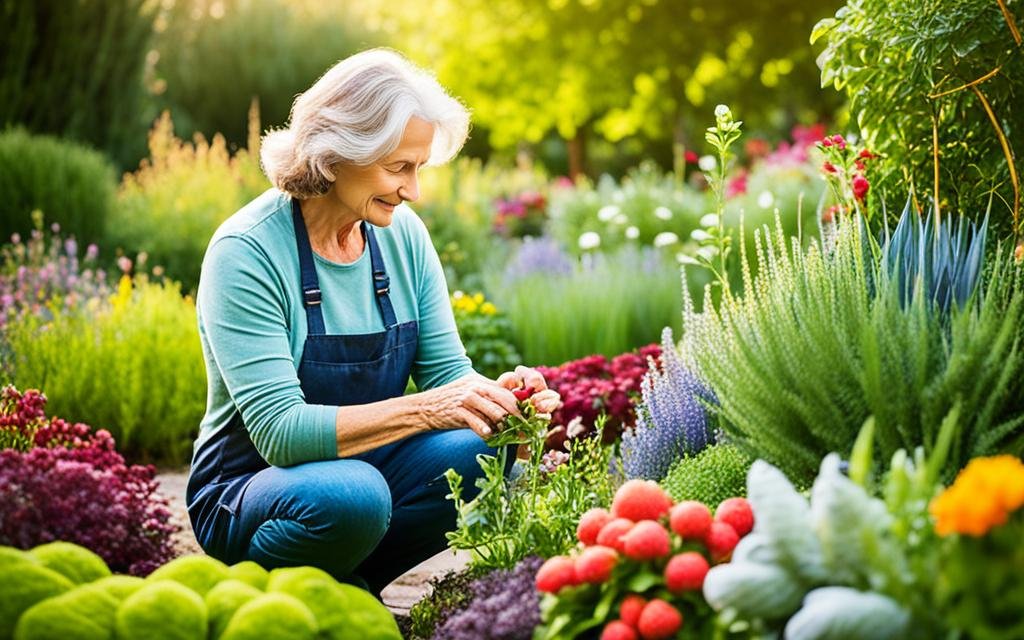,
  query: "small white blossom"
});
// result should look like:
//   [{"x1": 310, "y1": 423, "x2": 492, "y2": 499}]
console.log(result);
[
  {"x1": 690, "y1": 229, "x2": 713, "y2": 242},
  {"x1": 578, "y1": 231, "x2": 601, "y2": 250},
  {"x1": 698, "y1": 155, "x2": 717, "y2": 172},
  {"x1": 676, "y1": 252, "x2": 701, "y2": 265},
  {"x1": 696, "y1": 245, "x2": 719, "y2": 260},
  {"x1": 653, "y1": 231, "x2": 679, "y2": 248},
  {"x1": 612, "y1": 191, "x2": 626, "y2": 203},
  {"x1": 625, "y1": 226, "x2": 640, "y2": 239},
  {"x1": 597, "y1": 205, "x2": 620, "y2": 222},
  {"x1": 654, "y1": 206, "x2": 673, "y2": 220},
  {"x1": 613, "y1": 214, "x2": 628, "y2": 225},
  {"x1": 700, "y1": 213, "x2": 719, "y2": 227},
  {"x1": 757, "y1": 190, "x2": 775, "y2": 209}
]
